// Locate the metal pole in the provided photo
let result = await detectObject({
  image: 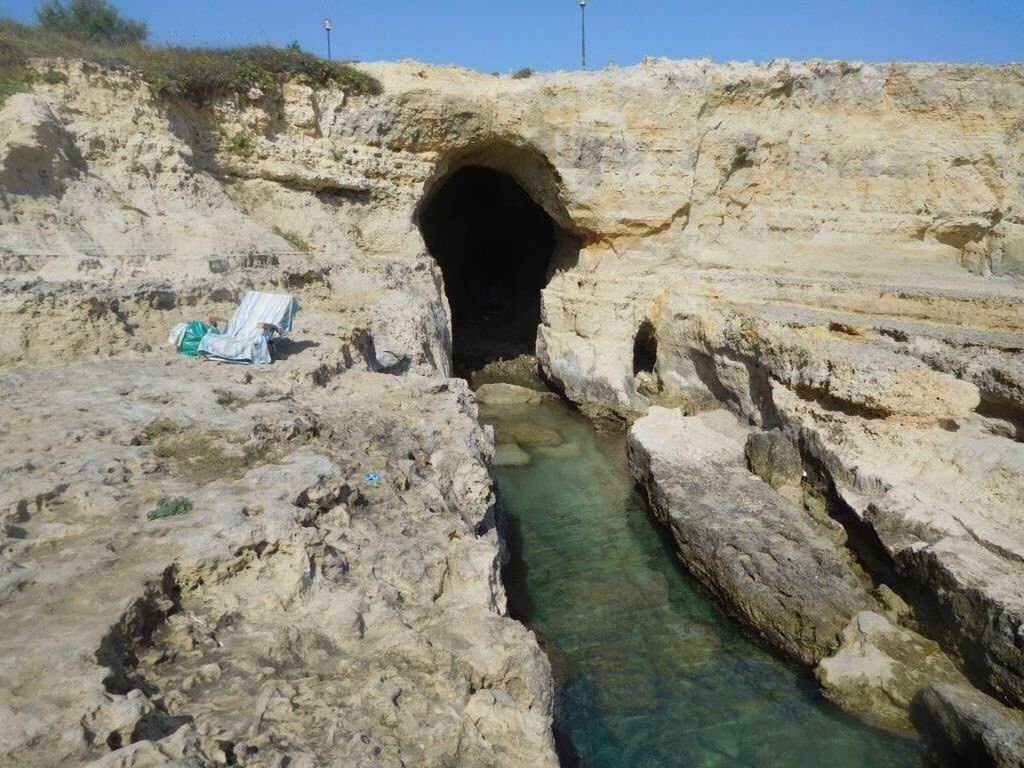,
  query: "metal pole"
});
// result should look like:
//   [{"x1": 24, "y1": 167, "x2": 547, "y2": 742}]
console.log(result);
[
  {"x1": 324, "y1": 19, "x2": 334, "y2": 60},
  {"x1": 580, "y1": 3, "x2": 587, "y2": 70}
]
